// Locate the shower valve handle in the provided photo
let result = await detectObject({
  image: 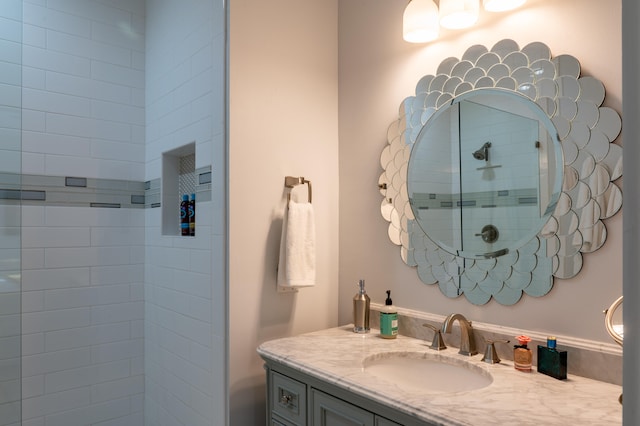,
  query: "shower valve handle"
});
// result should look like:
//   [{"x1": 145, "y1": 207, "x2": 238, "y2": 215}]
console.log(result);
[{"x1": 475, "y1": 224, "x2": 499, "y2": 243}]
